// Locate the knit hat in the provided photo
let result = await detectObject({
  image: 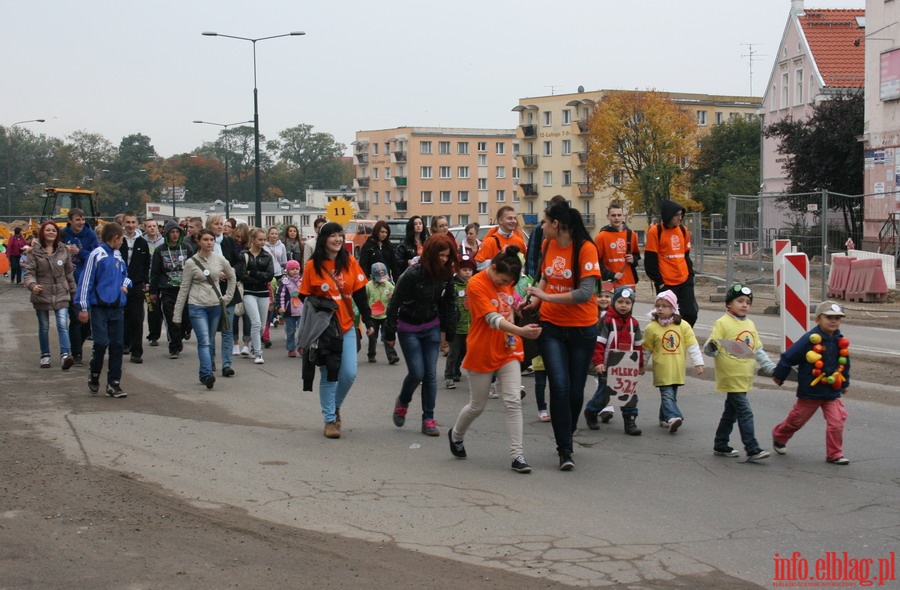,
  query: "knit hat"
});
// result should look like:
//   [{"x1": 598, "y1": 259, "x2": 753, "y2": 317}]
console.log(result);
[
  {"x1": 371, "y1": 262, "x2": 388, "y2": 283},
  {"x1": 458, "y1": 254, "x2": 476, "y2": 271},
  {"x1": 612, "y1": 286, "x2": 635, "y2": 305},
  {"x1": 655, "y1": 289, "x2": 680, "y2": 313},
  {"x1": 285, "y1": 259, "x2": 301, "y2": 272},
  {"x1": 725, "y1": 283, "x2": 753, "y2": 305},
  {"x1": 599, "y1": 281, "x2": 615, "y2": 295}
]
